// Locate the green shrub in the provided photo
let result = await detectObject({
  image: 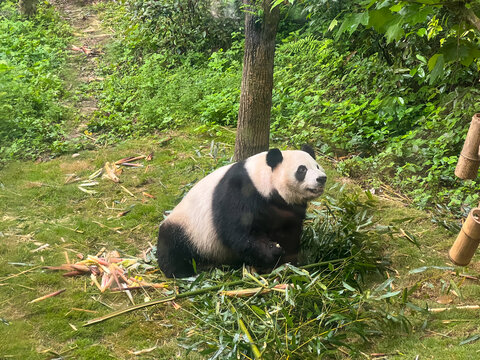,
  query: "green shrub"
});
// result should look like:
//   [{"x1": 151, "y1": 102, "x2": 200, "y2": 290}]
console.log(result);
[
  {"x1": 91, "y1": 38, "x2": 243, "y2": 137},
  {"x1": 0, "y1": 0, "x2": 72, "y2": 161},
  {"x1": 125, "y1": 0, "x2": 241, "y2": 61},
  {"x1": 270, "y1": 34, "x2": 480, "y2": 209}
]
